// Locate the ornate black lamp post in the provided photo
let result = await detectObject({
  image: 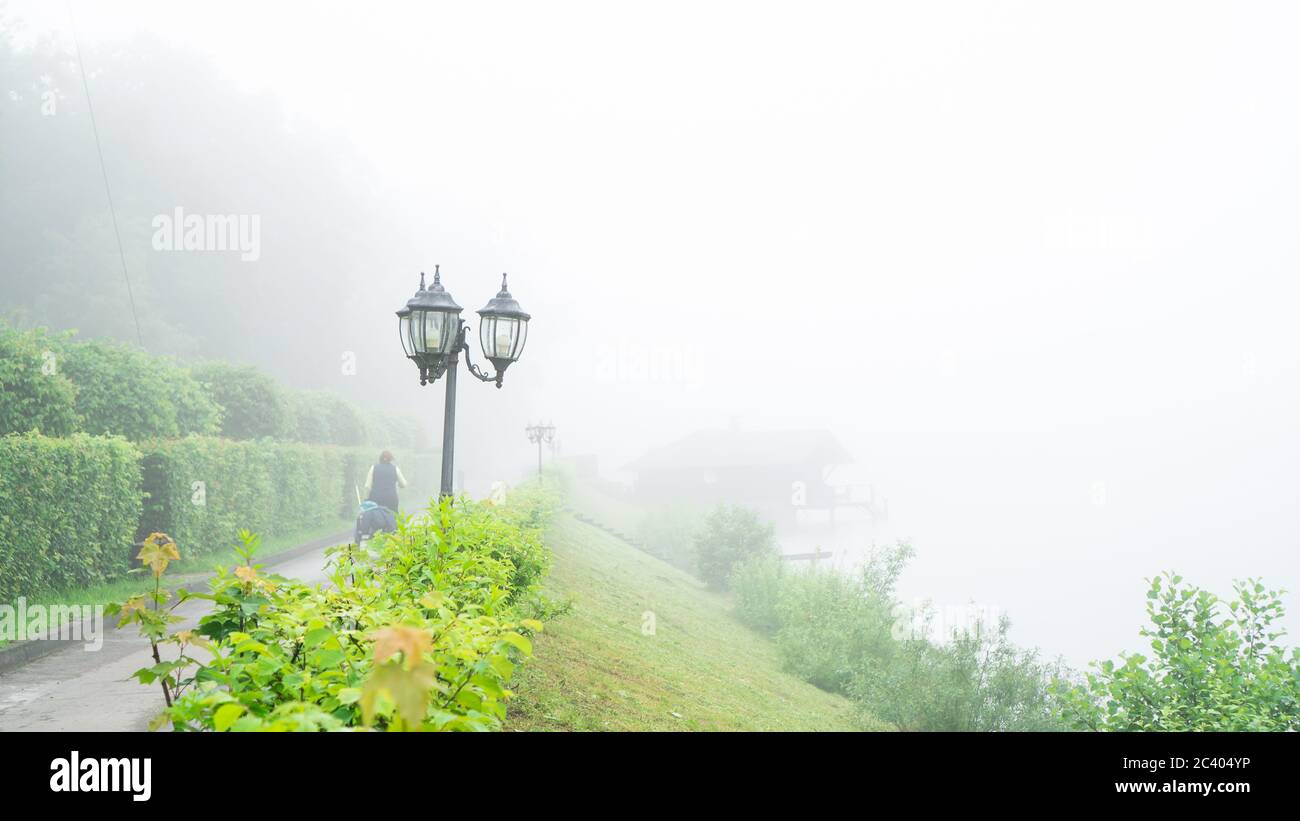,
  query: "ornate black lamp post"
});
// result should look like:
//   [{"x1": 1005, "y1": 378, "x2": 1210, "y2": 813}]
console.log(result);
[
  {"x1": 398, "y1": 267, "x2": 531, "y2": 498},
  {"x1": 525, "y1": 422, "x2": 556, "y2": 478}
]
